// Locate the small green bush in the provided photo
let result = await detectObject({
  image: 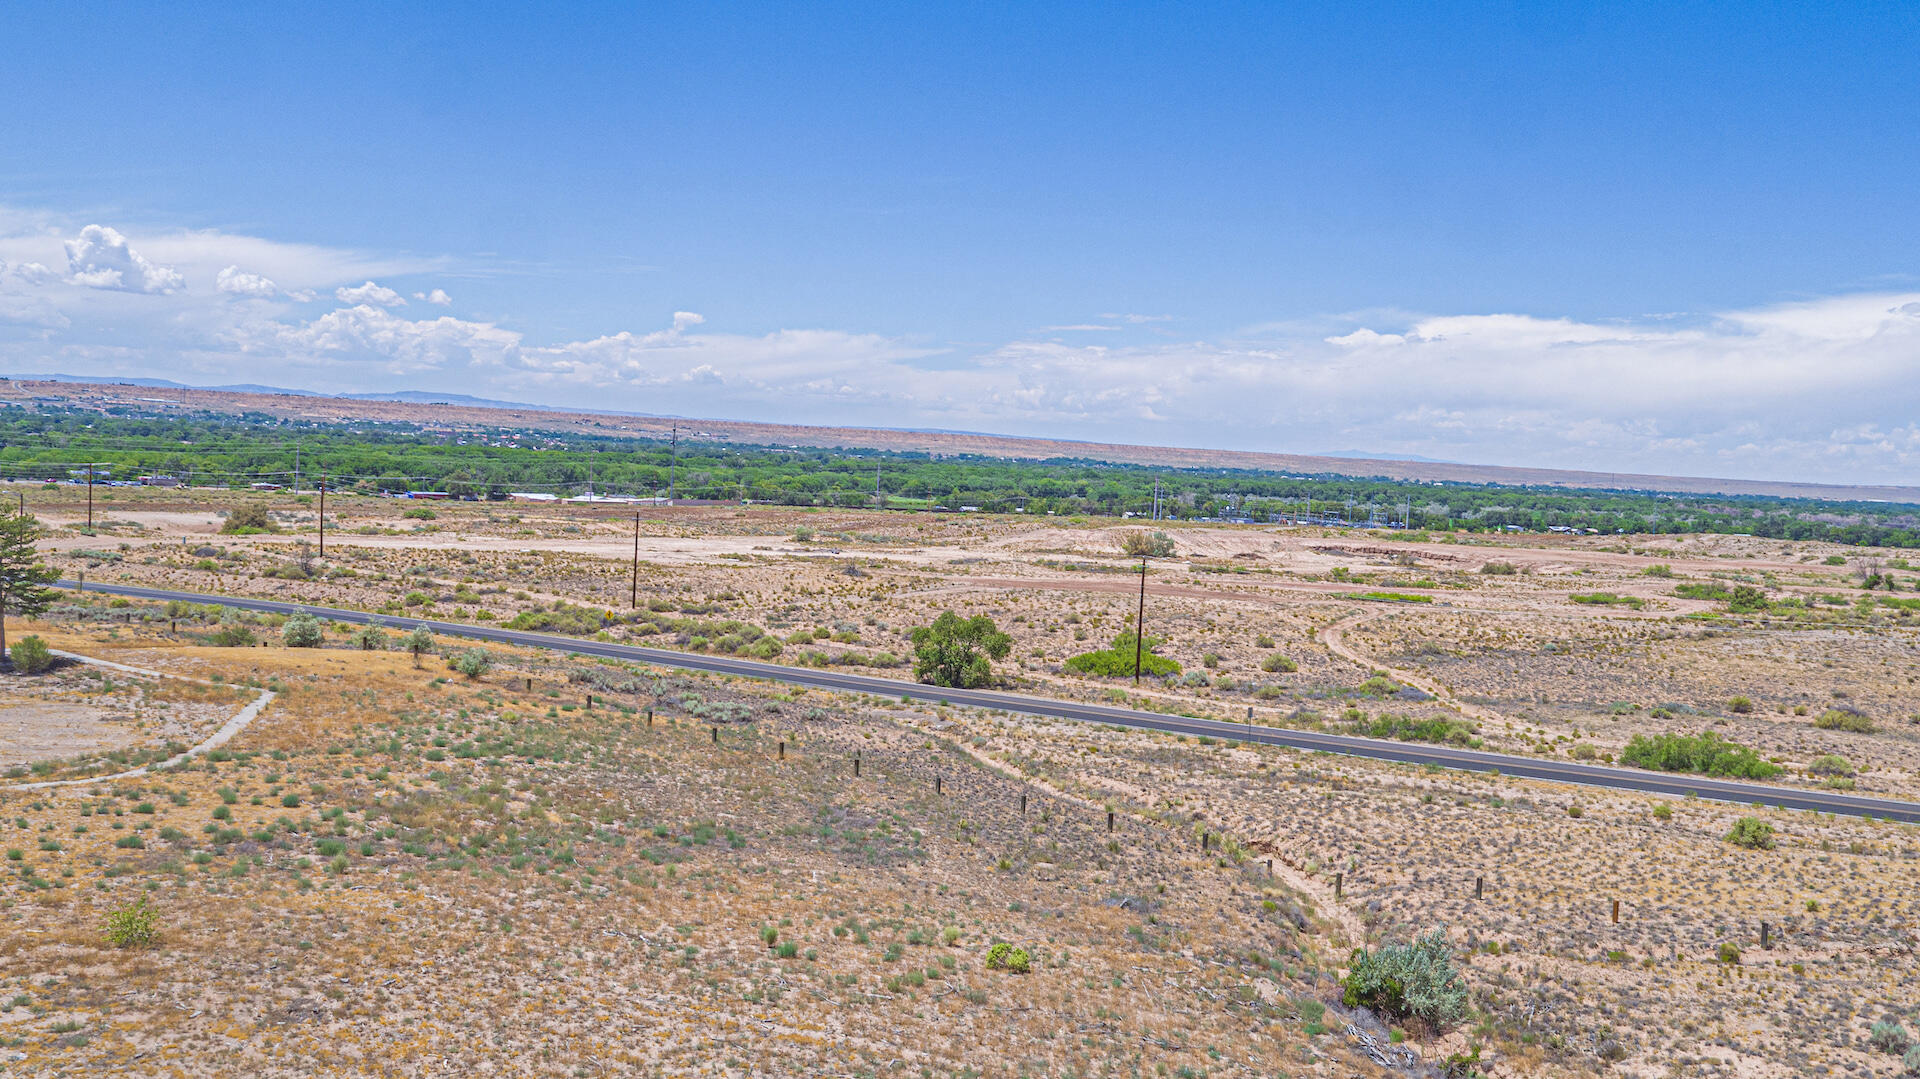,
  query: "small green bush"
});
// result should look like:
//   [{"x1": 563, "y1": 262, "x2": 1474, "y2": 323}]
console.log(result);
[
  {"x1": 1341, "y1": 930, "x2": 1467, "y2": 1030},
  {"x1": 1806, "y1": 754, "x2": 1854, "y2": 777},
  {"x1": 1870, "y1": 1020, "x2": 1912, "y2": 1056},
  {"x1": 984, "y1": 942, "x2": 1030, "y2": 973},
  {"x1": 1904, "y1": 1045, "x2": 1920, "y2": 1076},
  {"x1": 1727, "y1": 696, "x2": 1753, "y2": 714},
  {"x1": 9, "y1": 635, "x2": 53, "y2": 674},
  {"x1": 351, "y1": 624, "x2": 387, "y2": 651},
  {"x1": 1479, "y1": 561, "x2": 1517, "y2": 575},
  {"x1": 1725, "y1": 817, "x2": 1775, "y2": 850},
  {"x1": 104, "y1": 897, "x2": 158, "y2": 948},
  {"x1": 1812, "y1": 709, "x2": 1875, "y2": 733},
  {"x1": 449, "y1": 648, "x2": 492, "y2": 680},
  {"x1": 1716, "y1": 941, "x2": 1741, "y2": 964},
  {"x1": 209, "y1": 622, "x2": 256, "y2": 647},
  {"x1": 1260, "y1": 653, "x2": 1298, "y2": 674}
]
